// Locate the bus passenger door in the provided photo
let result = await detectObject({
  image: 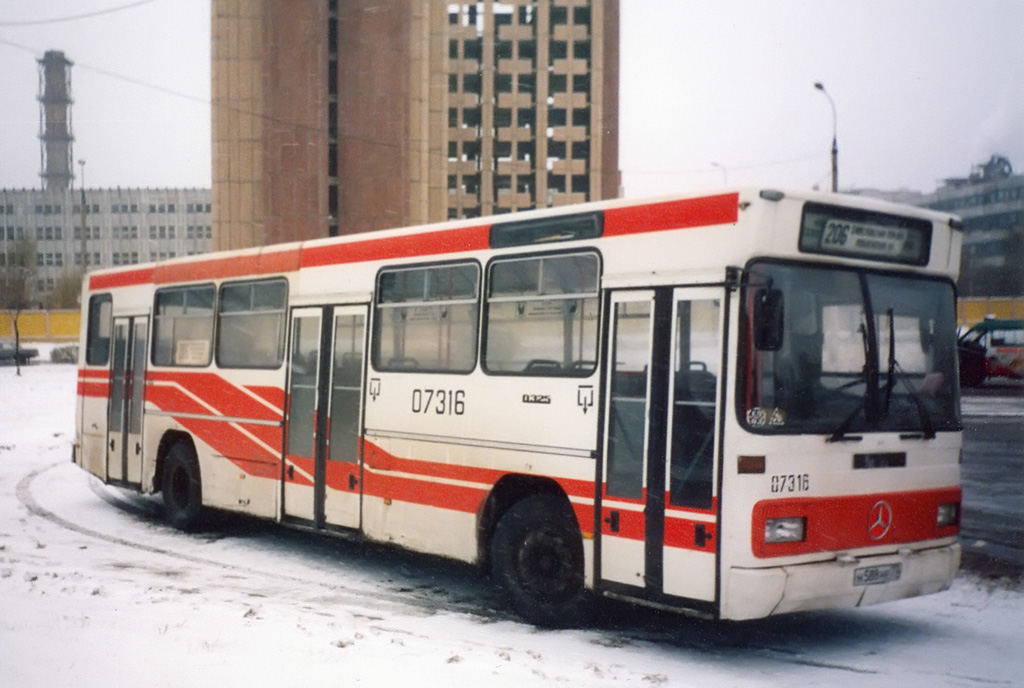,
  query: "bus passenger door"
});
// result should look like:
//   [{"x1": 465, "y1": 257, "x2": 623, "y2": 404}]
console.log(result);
[
  {"x1": 283, "y1": 305, "x2": 366, "y2": 530},
  {"x1": 106, "y1": 316, "x2": 147, "y2": 486},
  {"x1": 284, "y1": 308, "x2": 325, "y2": 524},
  {"x1": 600, "y1": 291, "x2": 657, "y2": 588},
  {"x1": 600, "y1": 288, "x2": 723, "y2": 605},
  {"x1": 662, "y1": 288, "x2": 722, "y2": 603},
  {"x1": 322, "y1": 306, "x2": 366, "y2": 529}
]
